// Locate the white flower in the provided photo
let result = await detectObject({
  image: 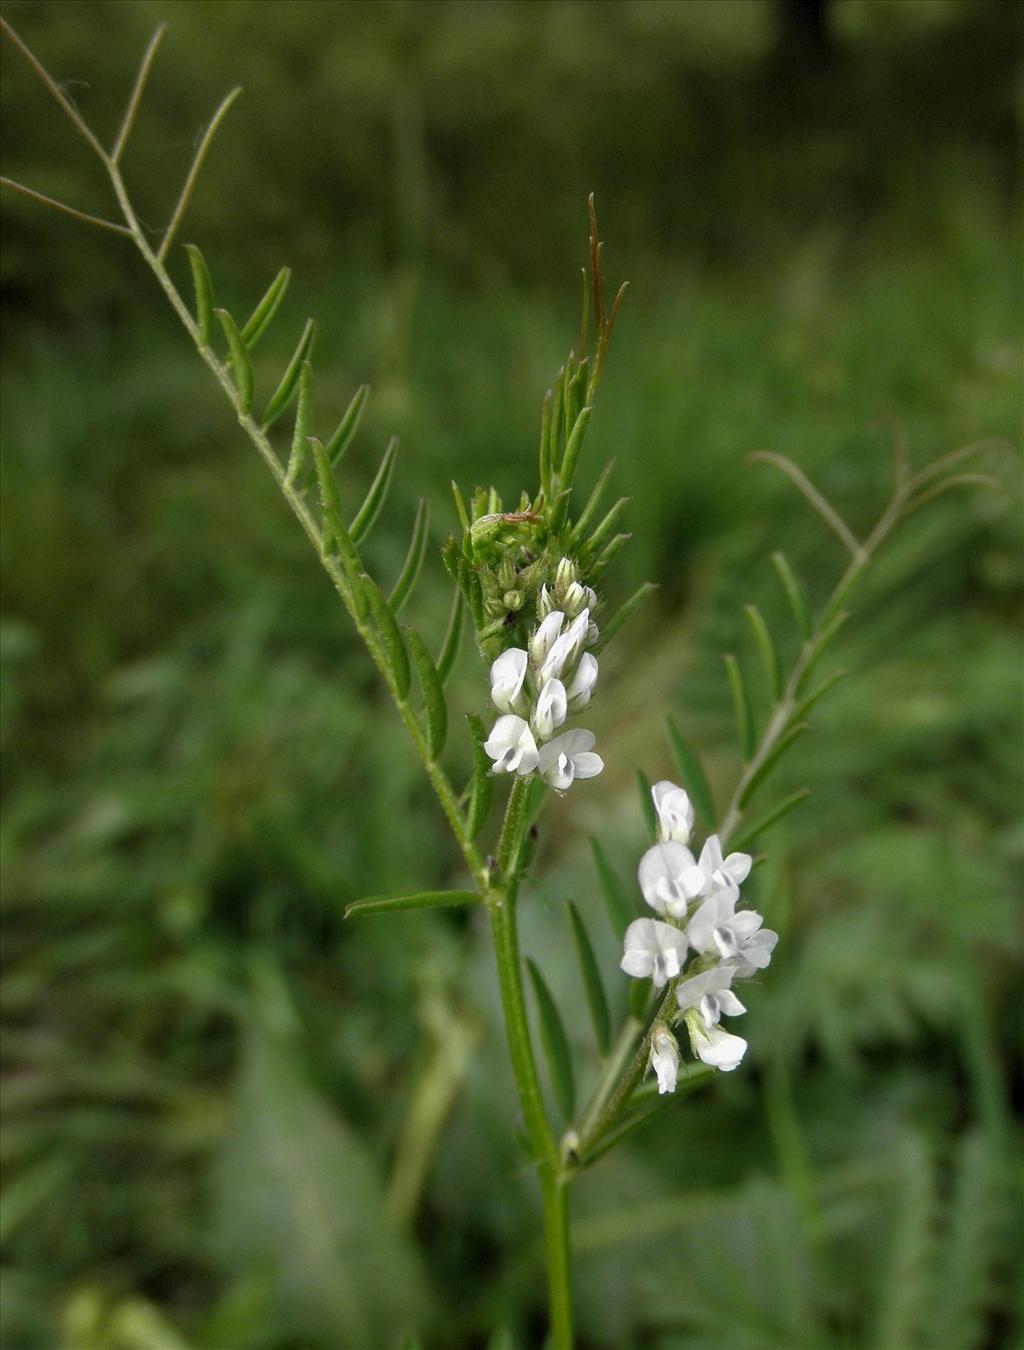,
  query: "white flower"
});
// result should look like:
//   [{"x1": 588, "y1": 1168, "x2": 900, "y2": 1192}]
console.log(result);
[
  {"x1": 620, "y1": 918, "x2": 688, "y2": 989},
  {"x1": 531, "y1": 677, "x2": 568, "y2": 739},
  {"x1": 490, "y1": 648, "x2": 529, "y2": 715},
  {"x1": 539, "y1": 609, "x2": 591, "y2": 684},
  {"x1": 674, "y1": 964, "x2": 746, "y2": 1025},
  {"x1": 687, "y1": 887, "x2": 778, "y2": 972},
  {"x1": 538, "y1": 728, "x2": 603, "y2": 791},
  {"x1": 529, "y1": 611, "x2": 564, "y2": 667},
  {"x1": 651, "y1": 780, "x2": 695, "y2": 845},
  {"x1": 684, "y1": 1009, "x2": 747, "y2": 1072},
  {"x1": 483, "y1": 715, "x2": 539, "y2": 776},
  {"x1": 650, "y1": 1025, "x2": 680, "y2": 1094},
  {"x1": 637, "y1": 841, "x2": 706, "y2": 919},
  {"x1": 691, "y1": 833, "x2": 753, "y2": 898},
  {"x1": 730, "y1": 928, "x2": 779, "y2": 979},
  {"x1": 565, "y1": 652, "x2": 598, "y2": 711}
]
